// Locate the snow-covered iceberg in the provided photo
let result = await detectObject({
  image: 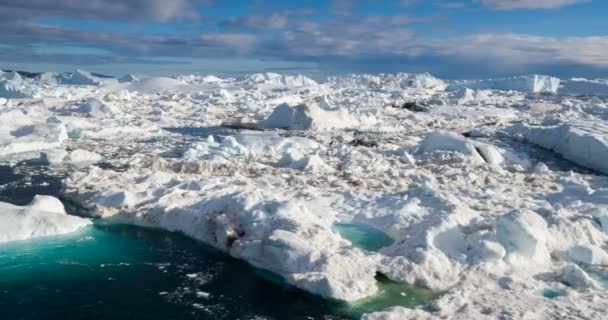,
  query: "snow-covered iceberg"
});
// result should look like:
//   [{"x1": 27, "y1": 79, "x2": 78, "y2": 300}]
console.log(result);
[
  {"x1": 260, "y1": 103, "x2": 376, "y2": 130},
  {"x1": 0, "y1": 195, "x2": 91, "y2": 243},
  {"x1": 74, "y1": 98, "x2": 121, "y2": 118},
  {"x1": 0, "y1": 108, "x2": 68, "y2": 155}
]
